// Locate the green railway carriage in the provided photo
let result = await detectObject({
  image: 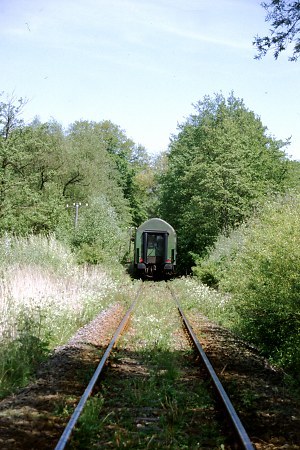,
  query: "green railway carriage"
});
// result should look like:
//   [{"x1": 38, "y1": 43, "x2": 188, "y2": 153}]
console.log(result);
[{"x1": 134, "y1": 218, "x2": 176, "y2": 277}]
